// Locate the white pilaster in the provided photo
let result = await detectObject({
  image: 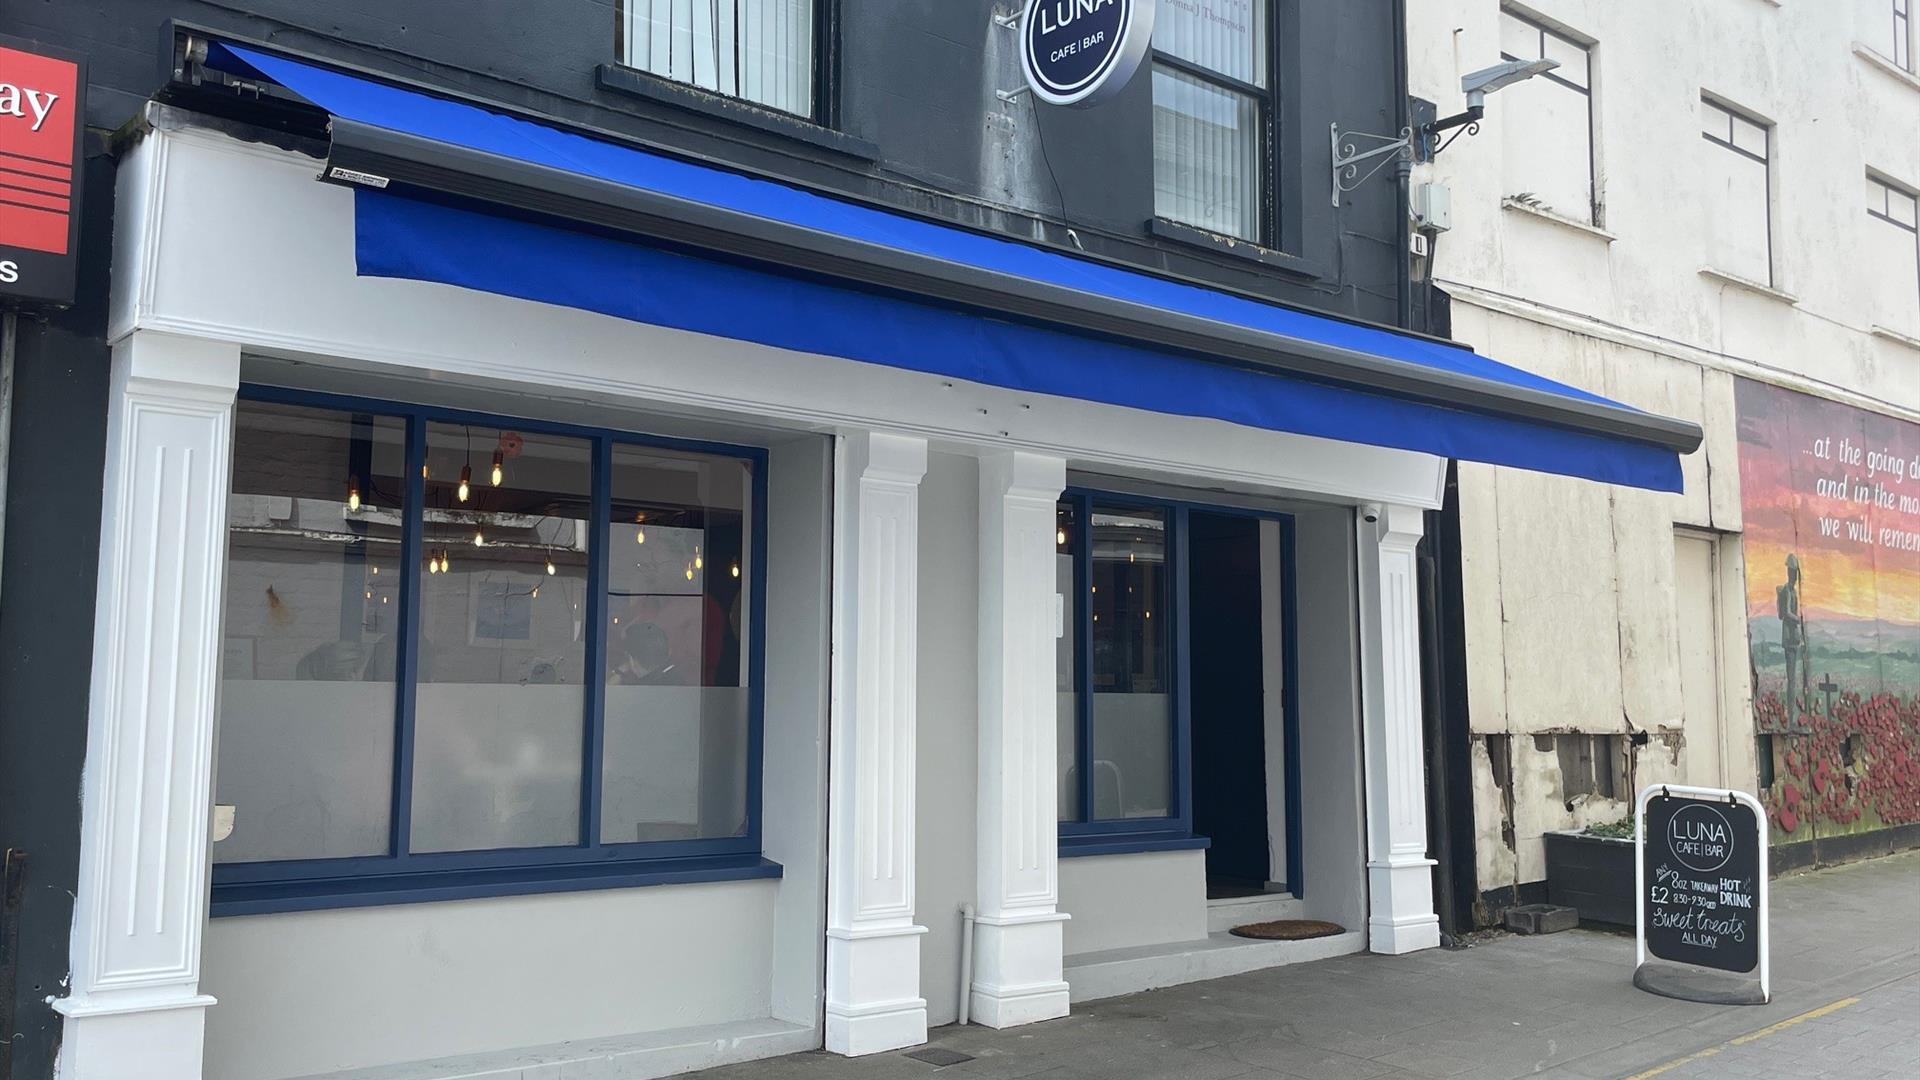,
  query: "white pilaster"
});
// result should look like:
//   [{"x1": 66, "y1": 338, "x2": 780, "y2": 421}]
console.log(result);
[
  {"x1": 1356, "y1": 503, "x2": 1442, "y2": 955},
  {"x1": 55, "y1": 332, "x2": 241, "y2": 1079},
  {"x1": 971, "y1": 451, "x2": 1071, "y2": 1029},
  {"x1": 825, "y1": 431, "x2": 930, "y2": 1055}
]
